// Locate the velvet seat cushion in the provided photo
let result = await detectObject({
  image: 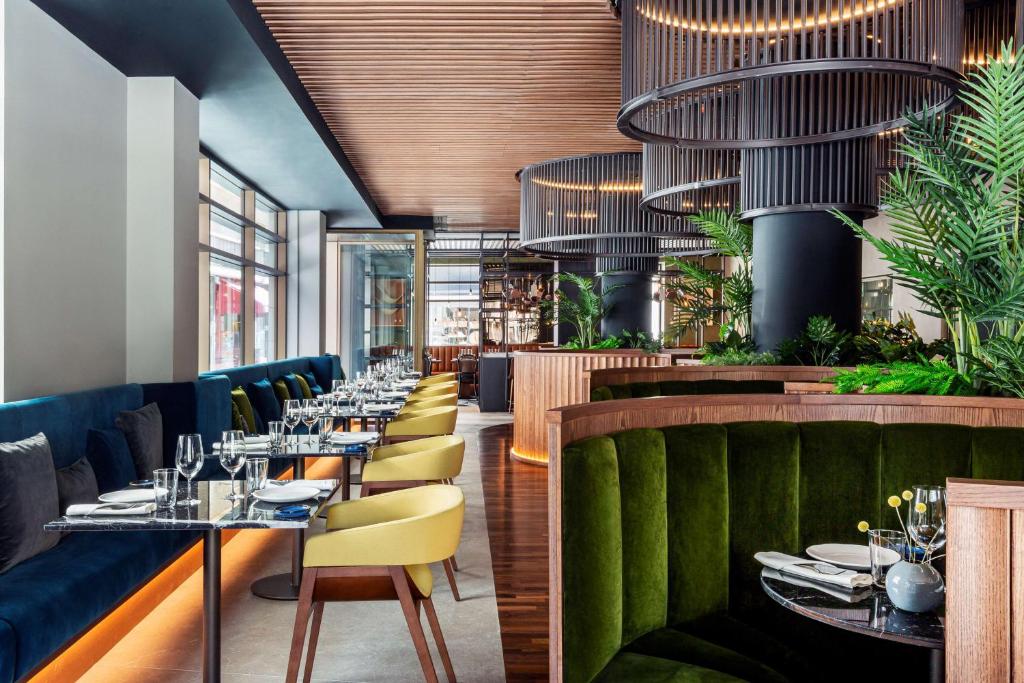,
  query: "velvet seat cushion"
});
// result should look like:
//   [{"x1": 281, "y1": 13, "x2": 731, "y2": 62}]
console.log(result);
[
  {"x1": 592, "y1": 652, "x2": 745, "y2": 682},
  {"x1": 115, "y1": 403, "x2": 163, "y2": 479},
  {"x1": 85, "y1": 428, "x2": 137, "y2": 494},
  {"x1": 0, "y1": 529, "x2": 197, "y2": 682},
  {"x1": 231, "y1": 387, "x2": 261, "y2": 434},
  {"x1": 0, "y1": 434, "x2": 60, "y2": 574},
  {"x1": 246, "y1": 379, "x2": 282, "y2": 426},
  {"x1": 273, "y1": 378, "x2": 292, "y2": 405},
  {"x1": 284, "y1": 374, "x2": 306, "y2": 402}
]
